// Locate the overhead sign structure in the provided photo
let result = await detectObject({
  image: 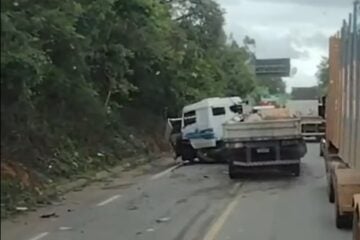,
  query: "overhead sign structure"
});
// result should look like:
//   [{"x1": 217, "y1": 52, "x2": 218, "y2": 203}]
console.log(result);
[{"x1": 255, "y1": 58, "x2": 291, "y2": 77}]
